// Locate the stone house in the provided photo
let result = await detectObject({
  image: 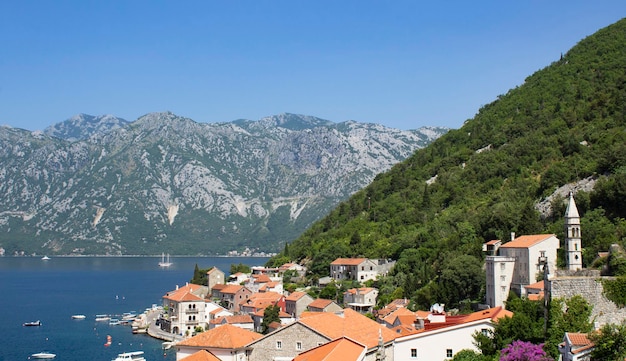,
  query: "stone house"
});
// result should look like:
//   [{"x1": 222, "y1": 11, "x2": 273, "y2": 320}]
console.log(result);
[
  {"x1": 218, "y1": 285, "x2": 253, "y2": 313},
  {"x1": 175, "y1": 324, "x2": 262, "y2": 361},
  {"x1": 343, "y1": 287, "x2": 378, "y2": 314},
  {"x1": 306, "y1": 298, "x2": 342, "y2": 313},
  {"x1": 285, "y1": 291, "x2": 314, "y2": 318},
  {"x1": 246, "y1": 309, "x2": 396, "y2": 361},
  {"x1": 207, "y1": 267, "x2": 225, "y2": 293},
  {"x1": 330, "y1": 258, "x2": 394, "y2": 282}
]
